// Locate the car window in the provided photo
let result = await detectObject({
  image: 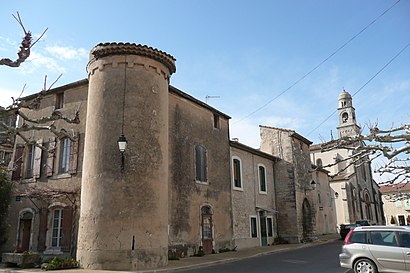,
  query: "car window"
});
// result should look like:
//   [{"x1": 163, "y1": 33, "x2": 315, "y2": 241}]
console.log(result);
[
  {"x1": 398, "y1": 232, "x2": 410, "y2": 248},
  {"x1": 370, "y1": 231, "x2": 398, "y2": 247},
  {"x1": 350, "y1": 231, "x2": 367, "y2": 243}
]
